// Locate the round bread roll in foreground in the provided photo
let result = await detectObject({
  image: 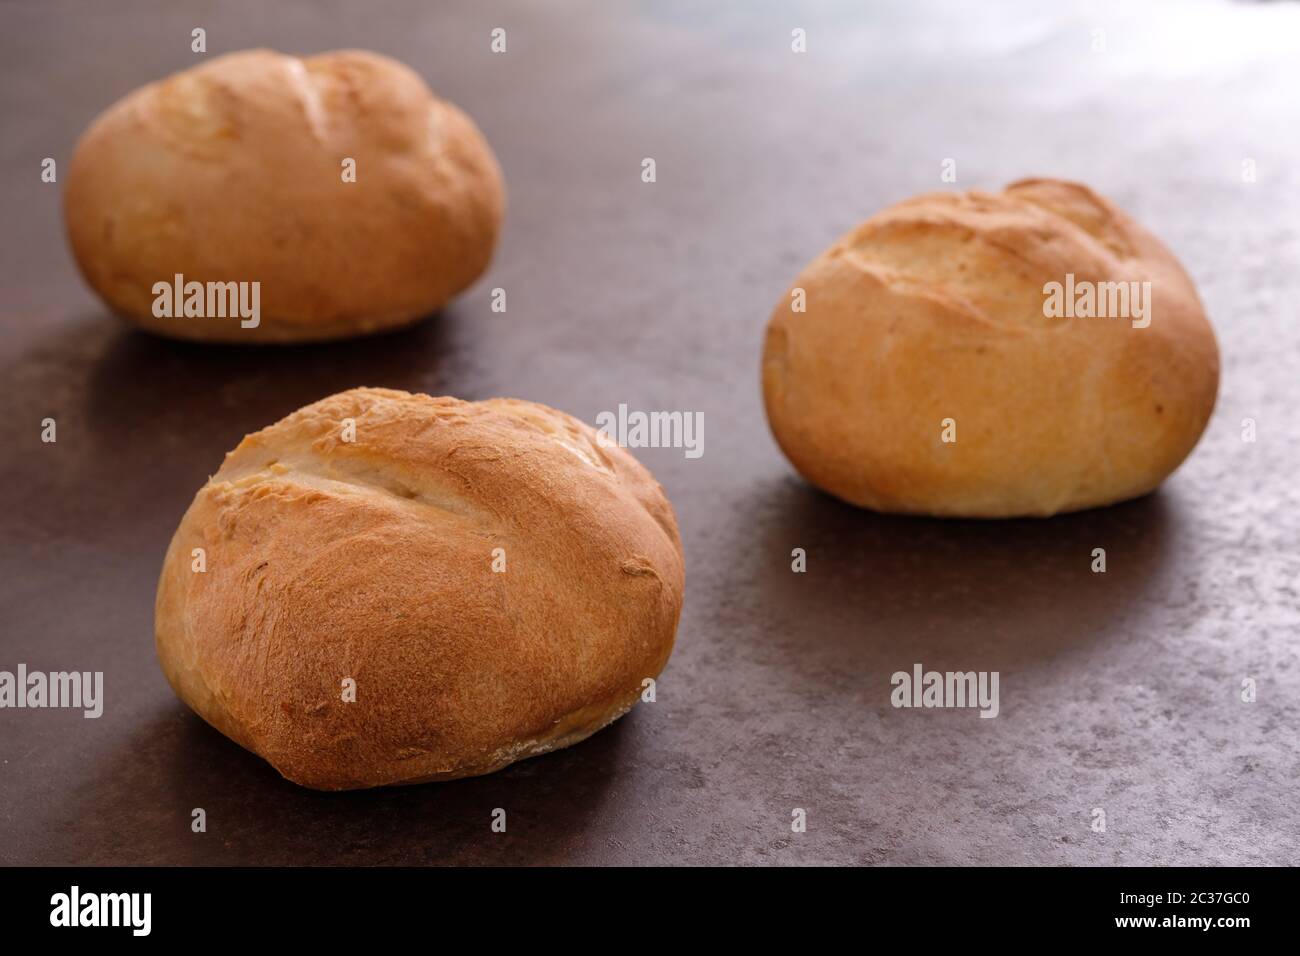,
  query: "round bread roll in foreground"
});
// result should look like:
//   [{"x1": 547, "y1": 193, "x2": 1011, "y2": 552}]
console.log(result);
[
  {"x1": 155, "y1": 388, "x2": 684, "y2": 789},
  {"x1": 65, "y1": 49, "x2": 504, "y2": 343},
  {"x1": 762, "y1": 178, "x2": 1219, "y2": 517}
]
